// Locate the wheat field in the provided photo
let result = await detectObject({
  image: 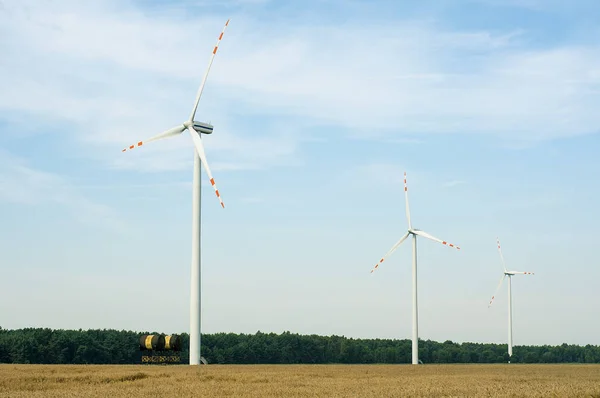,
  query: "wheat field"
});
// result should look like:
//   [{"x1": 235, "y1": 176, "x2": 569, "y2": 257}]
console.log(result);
[{"x1": 1, "y1": 364, "x2": 599, "y2": 397}]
